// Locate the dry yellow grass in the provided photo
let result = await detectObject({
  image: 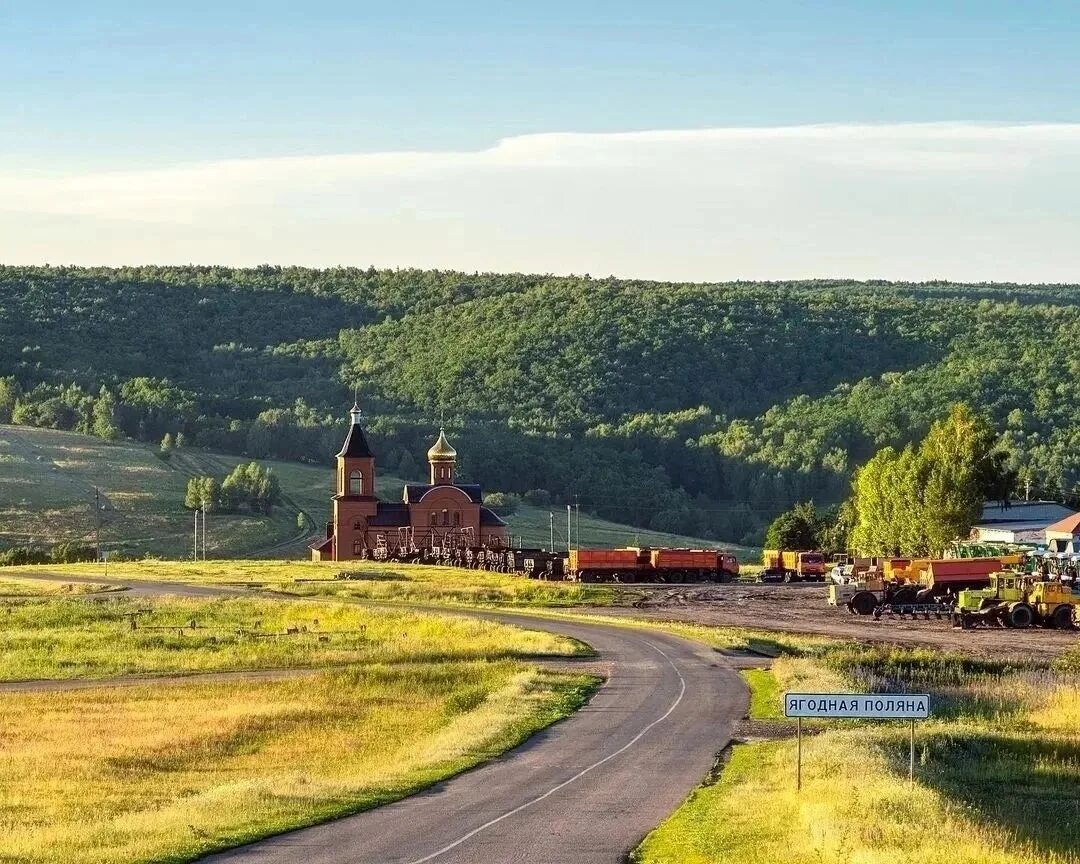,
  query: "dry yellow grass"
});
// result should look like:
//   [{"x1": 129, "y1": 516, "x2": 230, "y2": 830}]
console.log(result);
[
  {"x1": 0, "y1": 664, "x2": 595, "y2": 864},
  {"x1": 0, "y1": 577, "x2": 117, "y2": 597},
  {"x1": 3, "y1": 559, "x2": 611, "y2": 607}
]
